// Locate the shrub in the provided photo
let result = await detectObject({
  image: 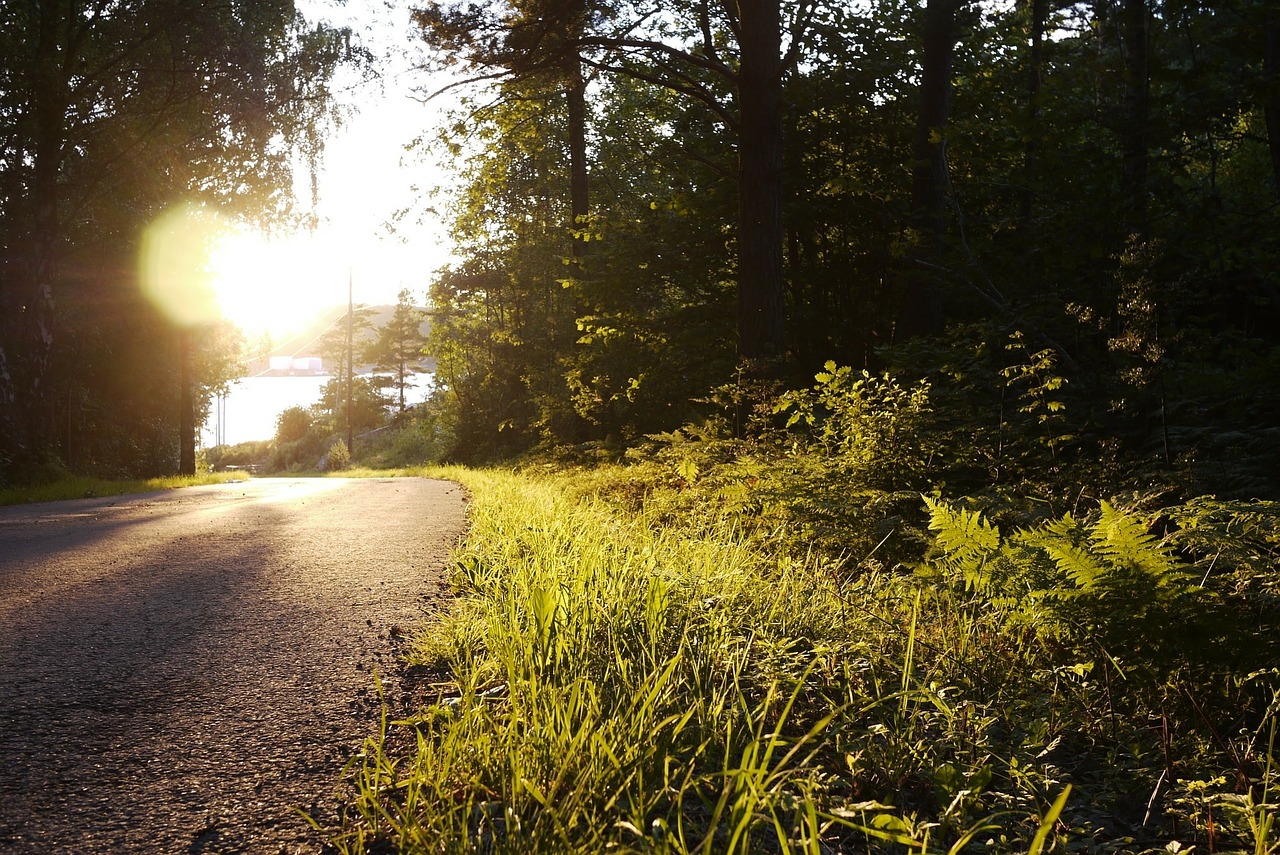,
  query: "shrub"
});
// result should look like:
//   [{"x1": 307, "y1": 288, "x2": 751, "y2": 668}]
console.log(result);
[
  {"x1": 276, "y1": 406, "x2": 312, "y2": 443},
  {"x1": 326, "y1": 438, "x2": 351, "y2": 471}
]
